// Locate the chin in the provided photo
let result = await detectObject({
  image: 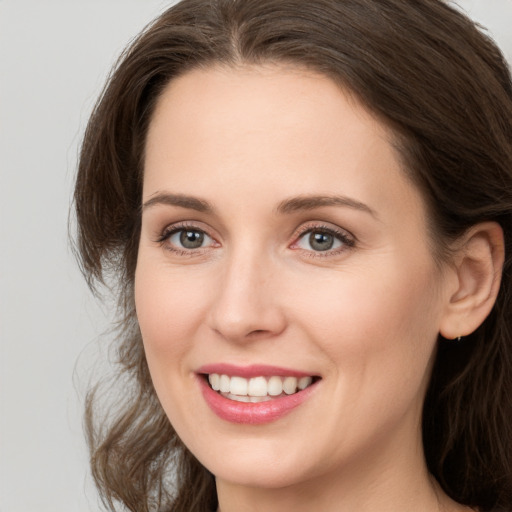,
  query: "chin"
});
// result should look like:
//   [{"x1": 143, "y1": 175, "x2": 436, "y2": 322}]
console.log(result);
[
  {"x1": 207, "y1": 456, "x2": 311, "y2": 489},
  {"x1": 184, "y1": 430, "x2": 327, "y2": 490}
]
